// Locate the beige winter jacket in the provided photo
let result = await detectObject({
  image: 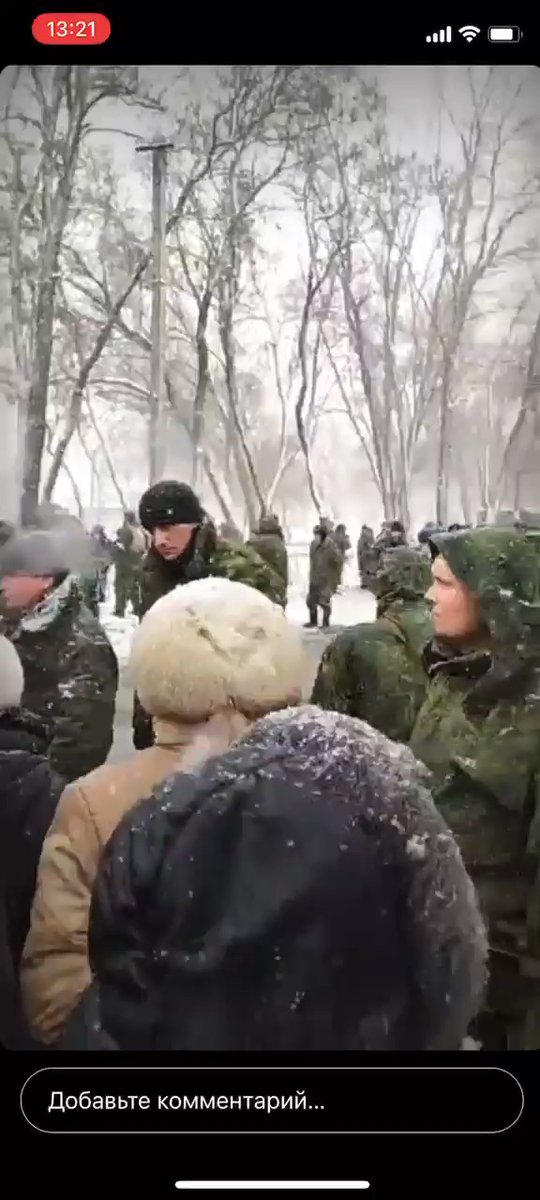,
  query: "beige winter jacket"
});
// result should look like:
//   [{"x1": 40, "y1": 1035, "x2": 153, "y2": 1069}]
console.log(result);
[{"x1": 21, "y1": 714, "x2": 249, "y2": 1045}]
